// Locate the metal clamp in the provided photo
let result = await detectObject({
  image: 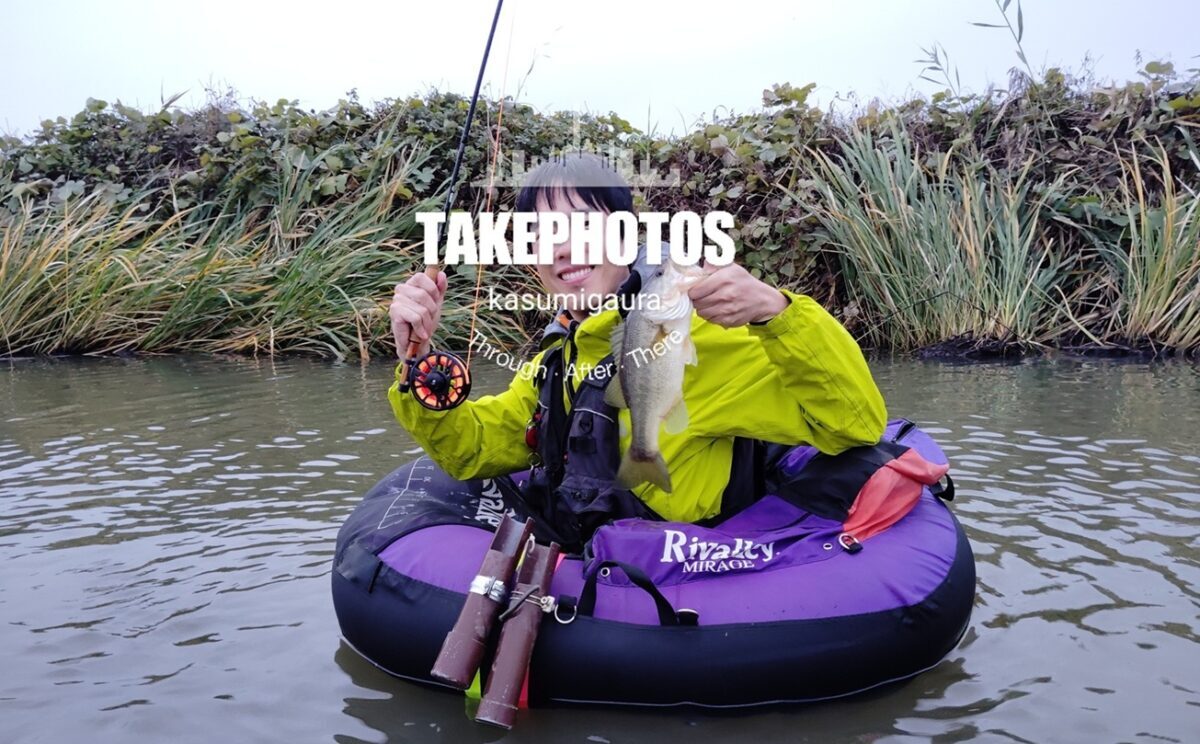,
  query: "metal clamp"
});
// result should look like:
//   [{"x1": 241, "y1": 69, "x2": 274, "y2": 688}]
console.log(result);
[
  {"x1": 495, "y1": 586, "x2": 571, "y2": 623},
  {"x1": 469, "y1": 574, "x2": 509, "y2": 603}
]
